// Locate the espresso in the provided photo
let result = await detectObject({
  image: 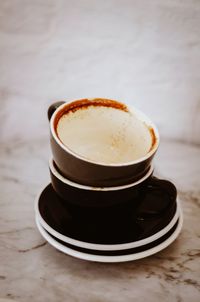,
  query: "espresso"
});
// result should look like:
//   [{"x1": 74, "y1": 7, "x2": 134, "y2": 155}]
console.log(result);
[{"x1": 56, "y1": 105, "x2": 153, "y2": 164}]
